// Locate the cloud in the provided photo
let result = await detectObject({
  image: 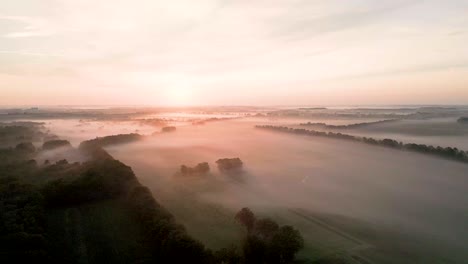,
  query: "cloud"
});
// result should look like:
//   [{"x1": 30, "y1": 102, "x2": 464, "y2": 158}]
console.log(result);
[
  {"x1": 0, "y1": 50, "x2": 62, "y2": 57},
  {"x1": 0, "y1": 0, "x2": 468, "y2": 105},
  {"x1": 267, "y1": 0, "x2": 421, "y2": 41},
  {"x1": 0, "y1": 15, "x2": 56, "y2": 38},
  {"x1": 448, "y1": 30, "x2": 464, "y2": 36}
]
